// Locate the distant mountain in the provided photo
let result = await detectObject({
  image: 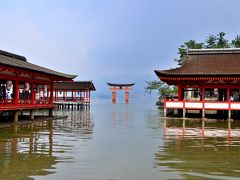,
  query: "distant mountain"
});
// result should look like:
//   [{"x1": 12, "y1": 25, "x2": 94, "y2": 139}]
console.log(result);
[{"x1": 91, "y1": 73, "x2": 159, "y2": 100}]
